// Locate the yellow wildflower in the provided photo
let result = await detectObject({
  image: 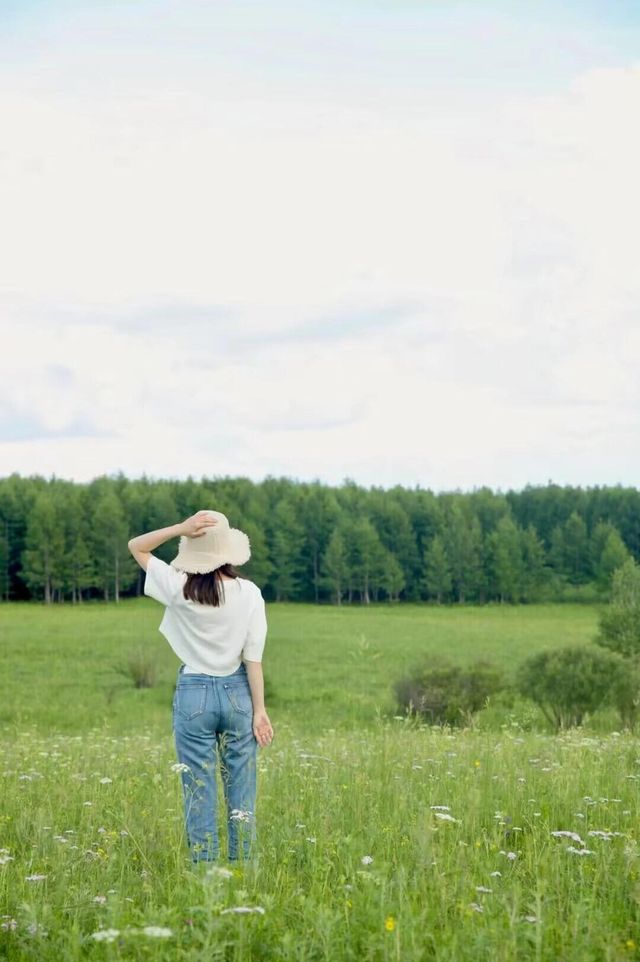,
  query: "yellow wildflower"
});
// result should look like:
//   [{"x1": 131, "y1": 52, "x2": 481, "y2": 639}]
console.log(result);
[{"x1": 384, "y1": 915, "x2": 396, "y2": 932}]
